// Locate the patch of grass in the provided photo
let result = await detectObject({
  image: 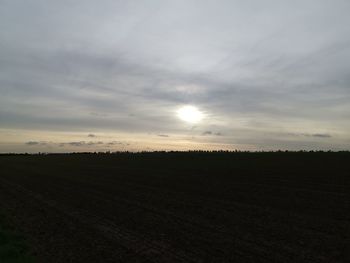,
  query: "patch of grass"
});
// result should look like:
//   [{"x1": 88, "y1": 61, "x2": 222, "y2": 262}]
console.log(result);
[{"x1": 0, "y1": 214, "x2": 35, "y2": 263}]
